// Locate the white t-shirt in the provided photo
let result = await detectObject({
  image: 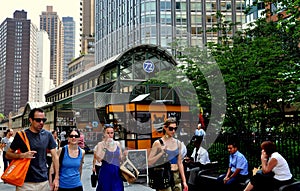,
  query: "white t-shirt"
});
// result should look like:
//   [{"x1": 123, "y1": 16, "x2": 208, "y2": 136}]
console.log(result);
[
  {"x1": 181, "y1": 142, "x2": 187, "y2": 157},
  {"x1": 191, "y1": 147, "x2": 210, "y2": 165},
  {"x1": 271, "y1": 152, "x2": 292, "y2": 180}
]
